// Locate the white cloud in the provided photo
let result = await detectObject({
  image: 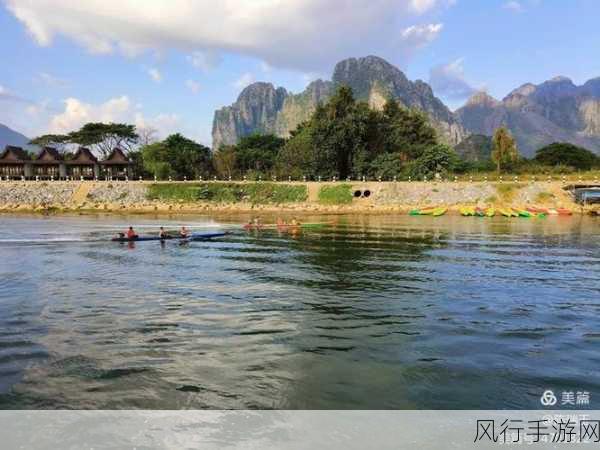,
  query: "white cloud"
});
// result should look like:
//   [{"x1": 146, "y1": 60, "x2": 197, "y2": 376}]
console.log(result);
[
  {"x1": 400, "y1": 23, "x2": 443, "y2": 49},
  {"x1": 187, "y1": 50, "x2": 222, "y2": 72},
  {"x1": 49, "y1": 96, "x2": 132, "y2": 133},
  {"x1": 260, "y1": 61, "x2": 273, "y2": 73},
  {"x1": 46, "y1": 95, "x2": 180, "y2": 140},
  {"x1": 6, "y1": 0, "x2": 453, "y2": 71},
  {"x1": 185, "y1": 79, "x2": 200, "y2": 94},
  {"x1": 0, "y1": 84, "x2": 31, "y2": 104},
  {"x1": 429, "y1": 58, "x2": 480, "y2": 101},
  {"x1": 147, "y1": 67, "x2": 162, "y2": 83},
  {"x1": 503, "y1": 1, "x2": 523, "y2": 12},
  {"x1": 233, "y1": 73, "x2": 255, "y2": 90},
  {"x1": 37, "y1": 72, "x2": 68, "y2": 87}
]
